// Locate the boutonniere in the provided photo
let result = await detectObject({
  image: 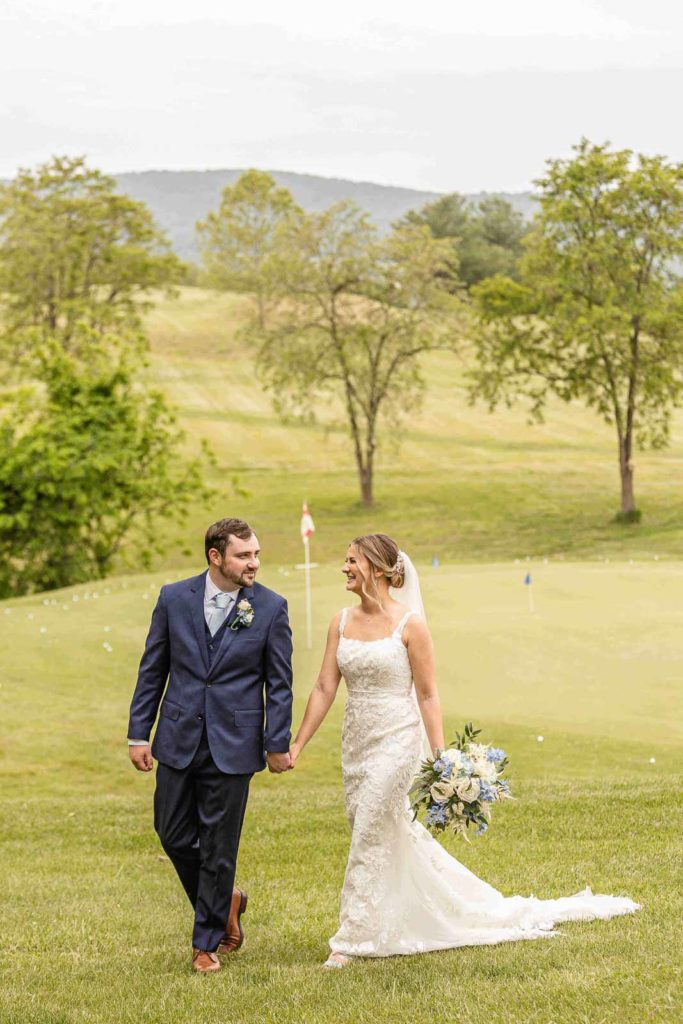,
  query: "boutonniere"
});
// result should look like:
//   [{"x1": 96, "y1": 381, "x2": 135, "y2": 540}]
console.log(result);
[{"x1": 231, "y1": 598, "x2": 255, "y2": 631}]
